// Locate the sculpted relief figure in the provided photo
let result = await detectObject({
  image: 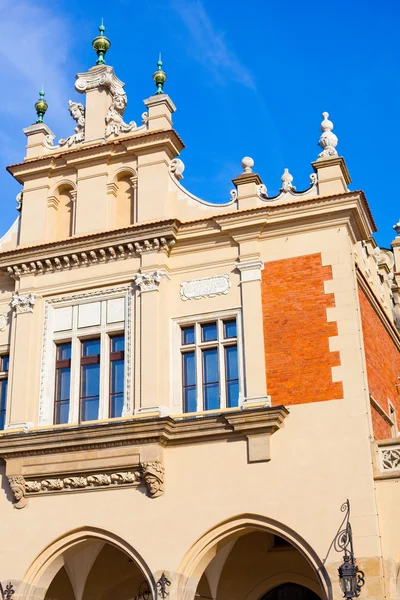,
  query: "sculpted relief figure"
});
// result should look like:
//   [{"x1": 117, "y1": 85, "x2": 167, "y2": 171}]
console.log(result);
[
  {"x1": 142, "y1": 461, "x2": 165, "y2": 498},
  {"x1": 8, "y1": 476, "x2": 27, "y2": 509},
  {"x1": 59, "y1": 100, "x2": 85, "y2": 147},
  {"x1": 105, "y1": 91, "x2": 136, "y2": 138}
]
